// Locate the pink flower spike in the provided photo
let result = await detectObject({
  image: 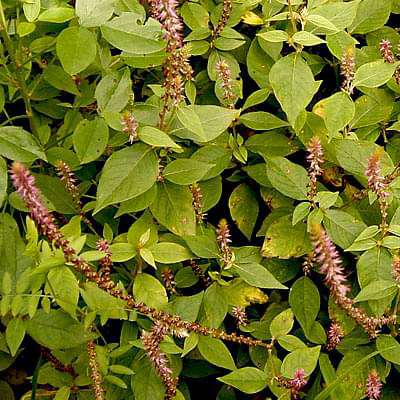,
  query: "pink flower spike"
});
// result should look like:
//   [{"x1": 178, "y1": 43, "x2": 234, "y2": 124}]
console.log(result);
[{"x1": 365, "y1": 370, "x2": 382, "y2": 400}]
